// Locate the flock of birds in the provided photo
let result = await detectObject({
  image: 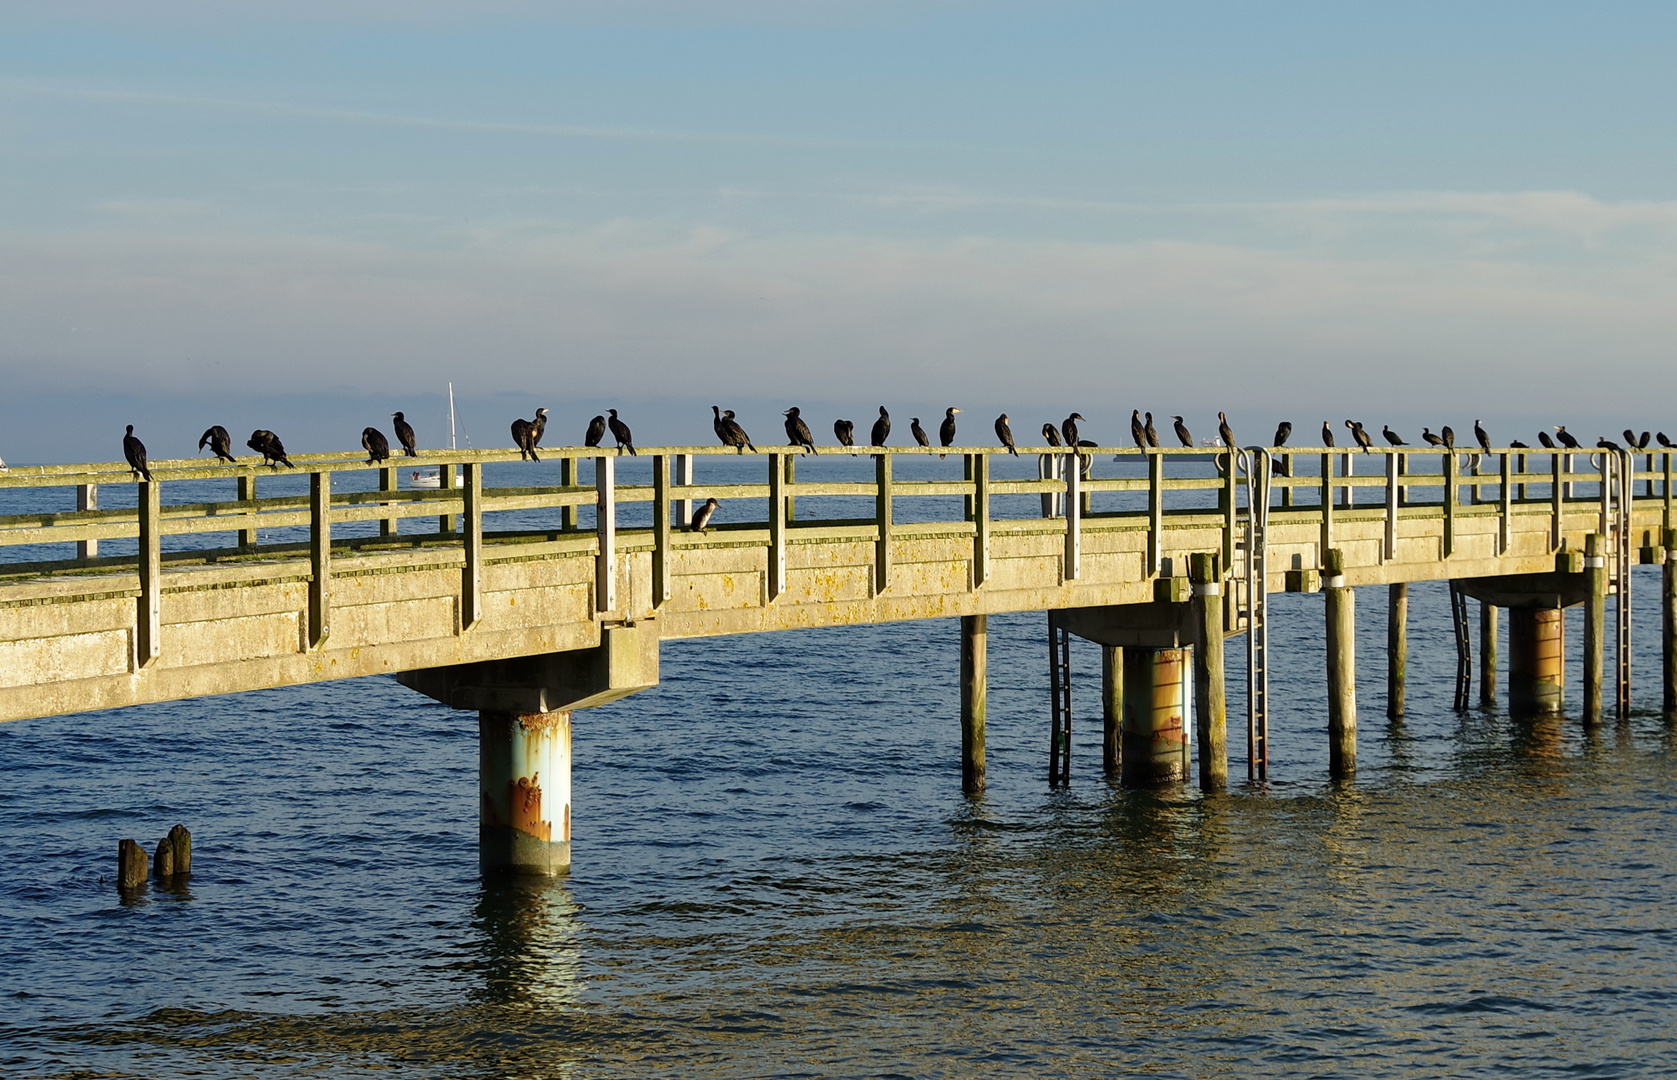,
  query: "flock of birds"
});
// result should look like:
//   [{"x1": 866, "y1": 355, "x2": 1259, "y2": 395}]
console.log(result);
[{"x1": 114, "y1": 409, "x2": 1676, "y2": 534}]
